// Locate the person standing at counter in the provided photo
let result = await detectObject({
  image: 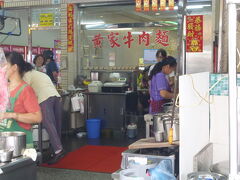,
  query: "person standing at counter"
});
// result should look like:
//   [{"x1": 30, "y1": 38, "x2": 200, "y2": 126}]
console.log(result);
[
  {"x1": 149, "y1": 56, "x2": 177, "y2": 114},
  {"x1": 23, "y1": 69, "x2": 64, "y2": 164},
  {"x1": 148, "y1": 49, "x2": 175, "y2": 87},
  {"x1": 0, "y1": 52, "x2": 42, "y2": 148},
  {"x1": 33, "y1": 54, "x2": 46, "y2": 73},
  {"x1": 43, "y1": 50, "x2": 59, "y2": 85},
  {"x1": 148, "y1": 49, "x2": 167, "y2": 76}
]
